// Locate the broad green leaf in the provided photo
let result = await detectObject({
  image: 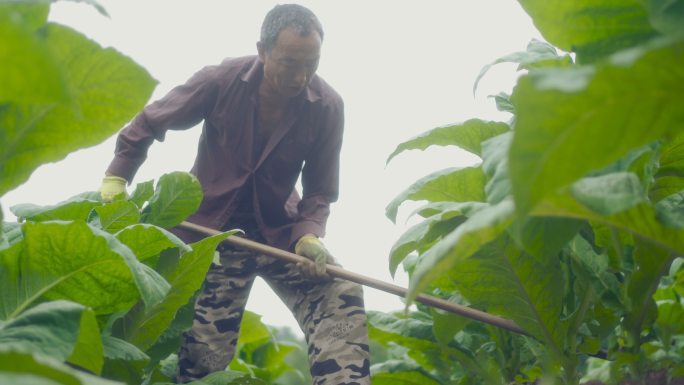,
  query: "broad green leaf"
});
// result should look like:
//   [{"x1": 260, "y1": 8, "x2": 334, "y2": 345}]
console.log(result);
[
  {"x1": 369, "y1": 359, "x2": 424, "y2": 377},
  {"x1": 408, "y1": 199, "x2": 515, "y2": 303},
  {"x1": 675, "y1": 262, "x2": 684, "y2": 298},
  {"x1": 431, "y1": 307, "x2": 470, "y2": 346},
  {"x1": 128, "y1": 180, "x2": 154, "y2": 209},
  {"x1": 115, "y1": 224, "x2": 189, "y2": 262},
  {"x1": 0, "y1": 22, "x2": 156, "y2": 195},
  {"x1": 623, "y1": 240, "x2": 675, "y2": 337},
  {"x1": 91, "y1": 201, "x2": 140, "y2": 233},
  {"x1": 118, "y1": 232, "x2": 230, "y2": 350},
  {"x1": 651, "y1": 176, "x2": 684, "y2": 203},
  {"x1": 0, "y1": 3, "x2": 49, "y2": 31},
  {"x1": 389, "y1": 202, "x2": 485, "y2": 276},
  {"x1": 508, "y1": 215, "x2": 583, "y2": 259},
  {"x1": 449, "y1": 239, "x2": 567, "y2": 360},
  {"x1": 68, "y1": 306, "x2": 104, "y2": 375},
  {"x1": 0, "y1": 221, "x2": 169, "y2": 319},
  {"x1": 0, "y1": 5, "x2": 67, "y2": 105},
  {"x1": 386, "y1": 167, "x2": 486, "y2": 223},
  {"x1": 568, "y1": 235, "x2": 625, "y2": 309},
  {"x1": 367, "y1": 311, "x2": 494, "y2": 383},
  {"x1": 386, "y1": 119, "x2": 509, "y2": 163},
  {"x1": 655, "y1": 300, "x2": 684, "y2": 335},
  {"x1": 0, "y1": 347, "x2": 123, "y2": 385},
  {"x1": 149, "y1": 369, "x2": 268, "y2": 385},
  {"x1": 11, "y1": 198, "x2": 100, "y2": 222},
  {"x1": 408, "y1": 201, "x2": 487, "y2": 220},
  {"x1": 0, "y1": 300, "x2": 102, "y2": 374},
  {"x1": 517, "y1": 0, "x2": 658, "y2": 62},
  {"x1": 368, "y1": 311, "x2": 434, "y2": 343},
  {"x1": 570, "y1": 172, "x2": 646, "y2": 216},
  {"x1": 645, "y1": 0, "x2": 684, "y2": 37},
  {"x1": 143, "y1": 296, "x2": 195, "y2": 367},
  {"x1": 372, "y1": 371, "x2": 442, "y2": 385},
  {"x1": 1, "y1": 221, "x2": 22, "y2": 249},
  {"x1": 656, "y1": 190, "x2": 684, "y2": 229},
  {"x1": 651, "y1": 131, "x2": 684, "y2": 202},
  {"x1": 141, "y1": 172, "x2": 203, "y2": 229},
  {"x1": 184, "y1": 370, "x2": 267, "y2": 385},
  {"x1": 510, "y1": 40, "x2": 684, "y2": 214},
  {"x1": 490, "y1": 92, "x2": 515, "y2": 114},
  {"x1": 241, "y1": 341, "x2": 299, "y2": 380},
  {"x1": 593, "y1": 143, "x2": 659, "y2": 177},
  {"x1": 474, "y1": 39, "x2": 572, "y2": 95},
  {"x1": 481, "y1": 132, "x2": 512, "y2": 204},
  {"x1": 589, "y1": 221, "x2": 635, "y2": 271},
  {"x1": 100, "y1": 335, "x2": 149, "y2": 385},
  {"x1": 0, "y1": 373, "x2": 62, "y2": 385},
  {"x1": 146, "y1": 352, "x2": 177, "y2": 383},
  {"x1": 237, "y1": 311, "x2": 273, "y2": 348},
  {"x1": 533, "y1": 192, "x2": 684, "y2": 255}
]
